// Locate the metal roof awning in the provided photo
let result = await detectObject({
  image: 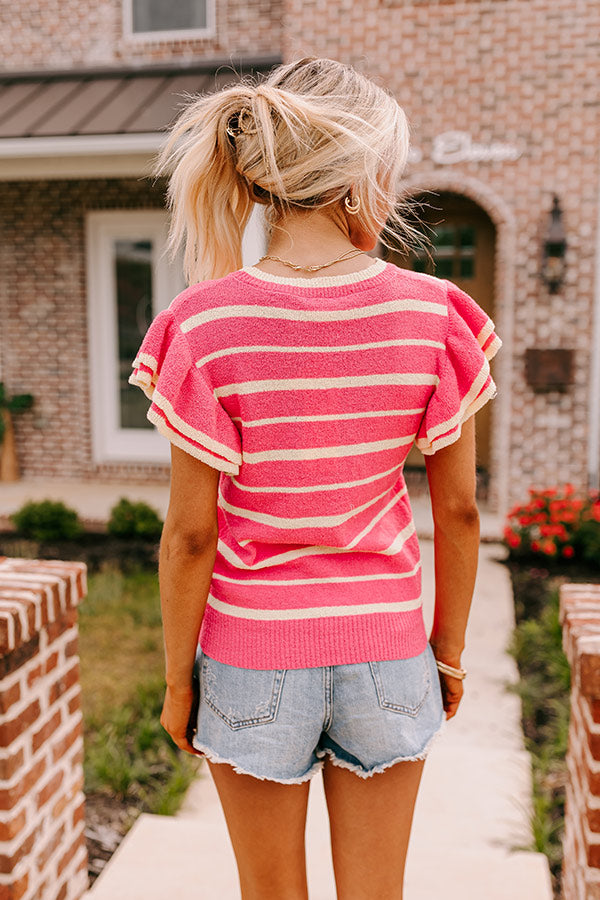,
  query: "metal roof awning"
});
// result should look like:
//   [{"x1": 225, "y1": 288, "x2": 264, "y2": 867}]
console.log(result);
[{"x1": 0, "y1": 57, "x2": 280, "y2": 179}]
